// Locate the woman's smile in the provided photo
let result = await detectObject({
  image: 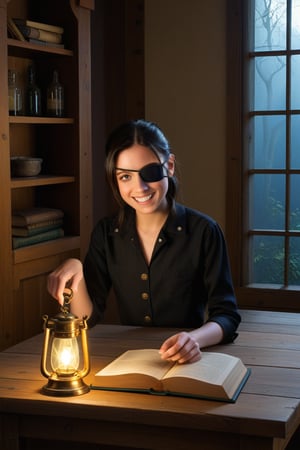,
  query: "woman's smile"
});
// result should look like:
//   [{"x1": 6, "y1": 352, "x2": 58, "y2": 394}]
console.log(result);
[{"x1": 134, "y1": 193, "x2": 154, "y2": 203}]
